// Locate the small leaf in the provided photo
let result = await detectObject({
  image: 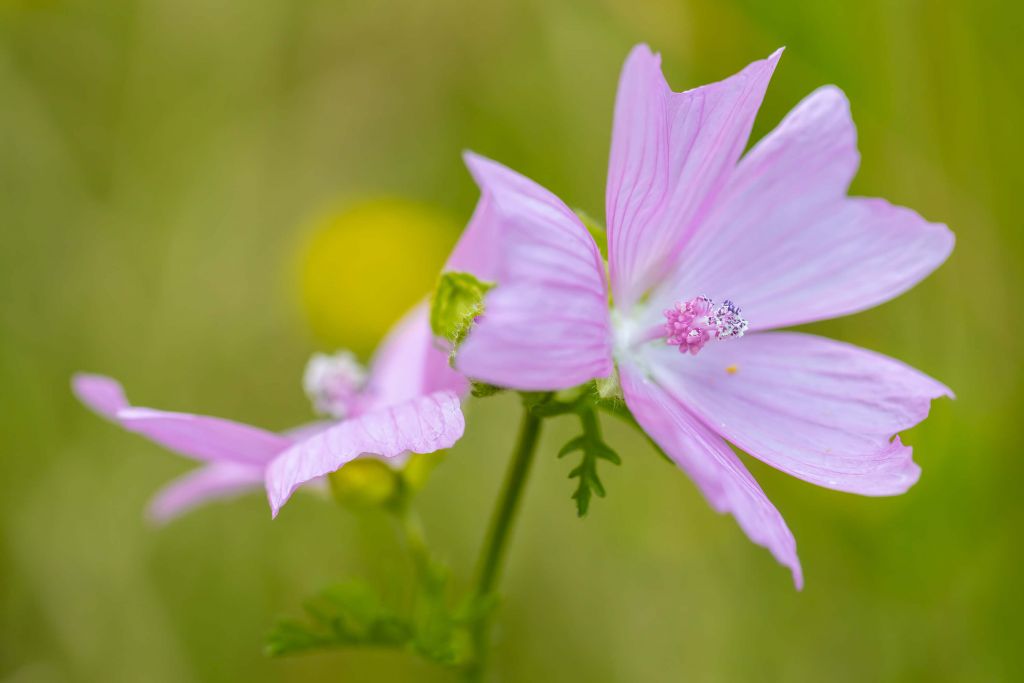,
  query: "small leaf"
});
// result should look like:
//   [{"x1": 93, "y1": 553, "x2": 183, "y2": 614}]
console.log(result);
[
  {"x1": 557, "y1": 435, "x2": 586, "y2": 458},
  {"x1": 557, "y1": 409, "x2": 621, "y2": 517},
  {"x1": 410, "y1": 564, "x2": 471, "y2": 667},
  {"x1": 265, "y1": 581, "x2": 413, "y2": 657},
  {"x1": 429, "y1": 271, "x2": 494, "y2": 348}
]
